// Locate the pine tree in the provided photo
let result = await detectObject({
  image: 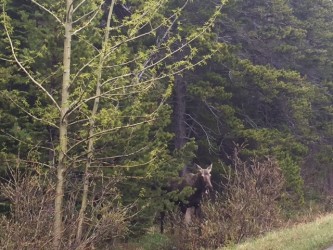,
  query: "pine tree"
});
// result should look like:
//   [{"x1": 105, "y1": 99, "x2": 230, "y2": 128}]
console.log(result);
[{"x1": 1, "y1": 0, "x2": 223, "y2": 247}]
